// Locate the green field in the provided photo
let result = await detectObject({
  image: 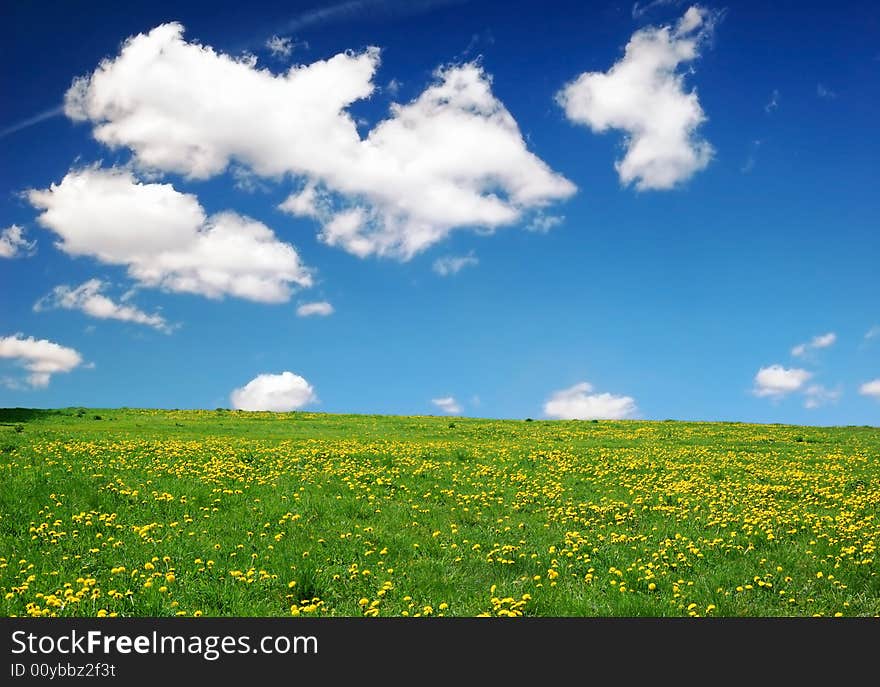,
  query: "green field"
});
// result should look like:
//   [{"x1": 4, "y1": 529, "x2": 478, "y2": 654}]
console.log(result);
[{"x1": 1, "y1": 408, "x2": 877, "y2": 617}]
